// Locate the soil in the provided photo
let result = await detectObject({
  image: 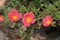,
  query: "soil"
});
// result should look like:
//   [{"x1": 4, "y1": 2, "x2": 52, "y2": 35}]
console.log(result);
[{"x1": 0, "y1": 31, "x2": 9, "y2": 40}]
